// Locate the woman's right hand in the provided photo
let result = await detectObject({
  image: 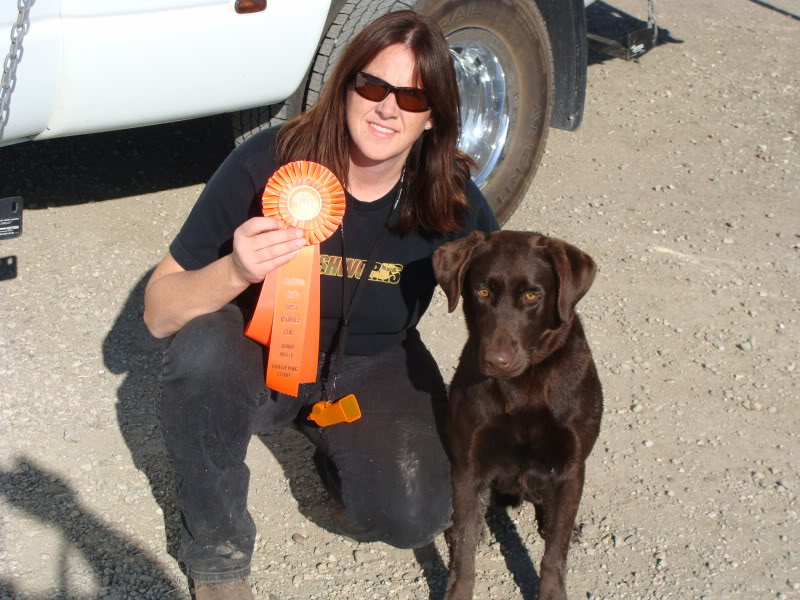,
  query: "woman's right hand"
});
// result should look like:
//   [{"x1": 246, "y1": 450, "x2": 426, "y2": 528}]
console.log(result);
[{"x1": 230, "y1": 216, "x2": 307, "y2": 285}]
